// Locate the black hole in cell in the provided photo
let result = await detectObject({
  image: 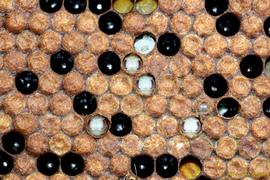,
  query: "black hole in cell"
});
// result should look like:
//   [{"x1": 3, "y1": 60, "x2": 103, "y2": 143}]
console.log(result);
[
  {"x1": 64, "y1": 0, "x2": 87, "y2": 14},
  {"x1": 157, "y1": 32, "x2": 180, "y2": 56},
  {"x1": 130, "y1": 154, "x2": 154, "y2": 178},
  {"x1": 264, "y1": 16, "x2": 270, "y2": 38},
  {"x1": 98, "y1": 51, "x2": 121, "y2": 75},
  {"x1": 0, "y1": 150, "x2": 13, "y2": 175},
  {"x1": 2, "y1": 131, "x2": 25, "y2": 155},
  {"x1": 39, "y1": 0, "x2": 63, "y2": 13},
  {"x1": 205, "y1": 0, "x2": 228, "y2": 16},
  {"x1": 156, "y1": 154, "x2": 178, "y2": 178},
  {"x1": 110, "y1": 112, "x2": 132, "y2": 137},
  {"x1": 217, "y1": 97, "x2": 240, "y2": 119},
  {"x1": 196, "y1": 175, "x2": 211, "y2": 180},
  {"x1": 240, "y1": 54, "x2": 263, "y2": 79},
  {"x1": 266, "y1": 57, "x2": 270, "y2": 76},
  {"x1": 61, "y1": 152, "x2": 84, "y2": 176},
  {"x1": 203, "y1": 73, "x2": 228, "y2": 98},
  {"x1": 89, "y1": 0, "x2": 111, "y2": 15},
  {"x1": 50, "y1": 50, "x2": 74, "y2": 75},
  {"x1": 216, "y1": 12, "x2": 240, "y2": 37},
  {"x1": 263, "y1": 97, "x2": 270, "y2": 119},
  {"x1": 98, "y1": 11, "x2": 122, "y2": 35},
  {"x1": 15, "y1": 71, "x2": 39, "y2": 95},
  {"x1": 73, "y1": 91, "x2": 97, "y2": 115},
  {"x1": 37, "y1": 152, "x2": 60, "y2": 176}
]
